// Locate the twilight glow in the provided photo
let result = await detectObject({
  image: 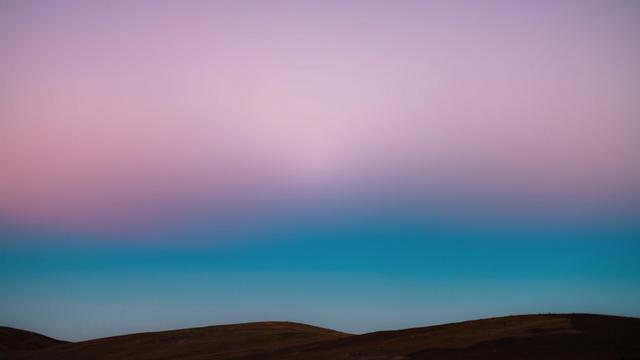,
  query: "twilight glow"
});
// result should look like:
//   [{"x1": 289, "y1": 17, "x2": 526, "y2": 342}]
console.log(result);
[{"x1": 1, "y1": 0, "x2": 639, "y2": 341}]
